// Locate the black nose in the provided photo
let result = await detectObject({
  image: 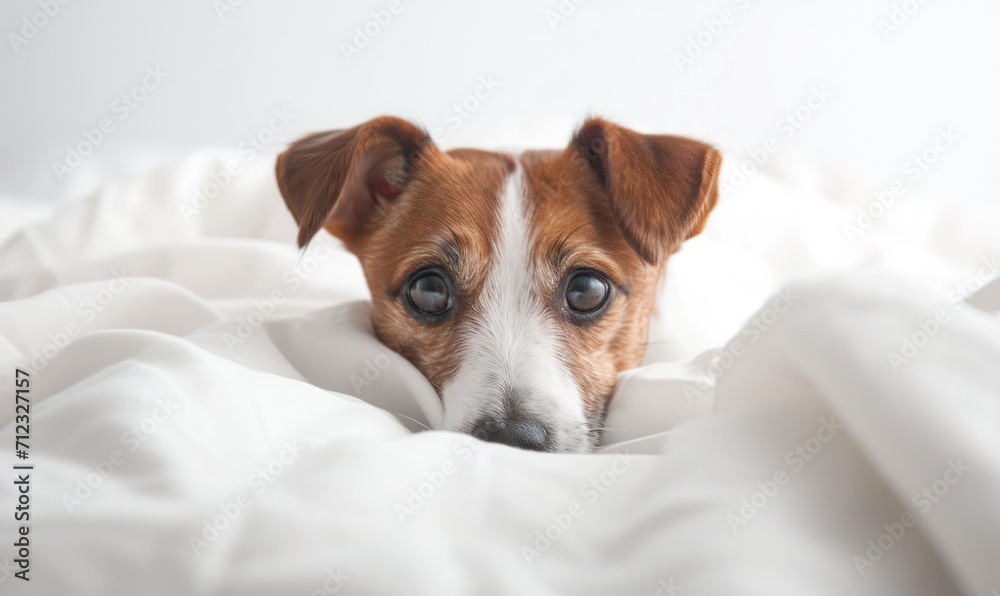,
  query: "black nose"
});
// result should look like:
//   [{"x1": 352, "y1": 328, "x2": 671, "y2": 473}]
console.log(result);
[{"x1": 471, "y1": 417, "x2": 549, "y2": 451}]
